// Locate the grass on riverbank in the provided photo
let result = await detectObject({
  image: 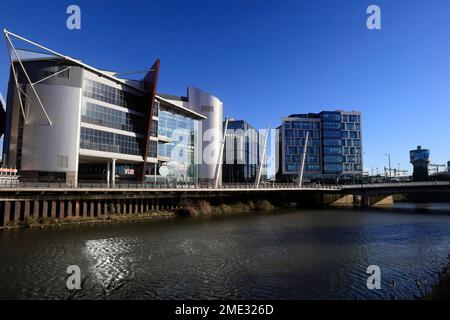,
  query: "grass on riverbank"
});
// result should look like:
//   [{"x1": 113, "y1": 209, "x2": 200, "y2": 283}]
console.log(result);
[{"x1": 175, "y1": 200, "x2": 275, "y2": 217}]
